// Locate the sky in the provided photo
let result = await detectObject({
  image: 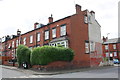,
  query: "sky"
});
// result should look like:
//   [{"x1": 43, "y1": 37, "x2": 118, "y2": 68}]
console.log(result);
[{"x1": 0, "y1": 0, "x2": 119, "y2": 39}]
